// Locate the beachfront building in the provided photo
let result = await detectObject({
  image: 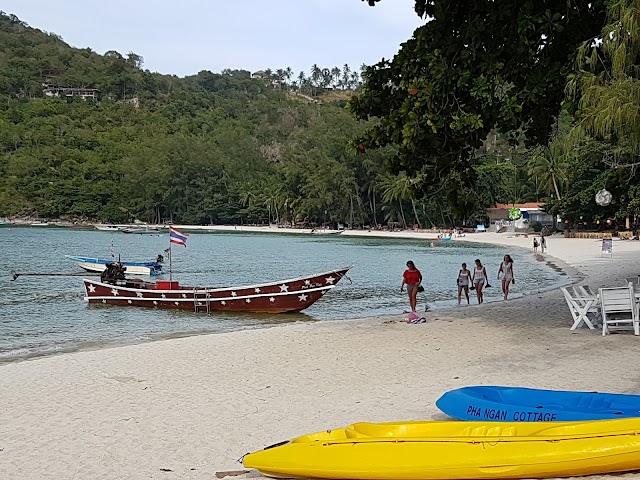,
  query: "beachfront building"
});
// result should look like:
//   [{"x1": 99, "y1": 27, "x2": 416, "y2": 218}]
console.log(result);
[
  {"x1": 43, "y1": 85, "x2": 99, "y2": 100},
  {"x1": 487, "y1": 202, "x2": 556, "y2": 232}
]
